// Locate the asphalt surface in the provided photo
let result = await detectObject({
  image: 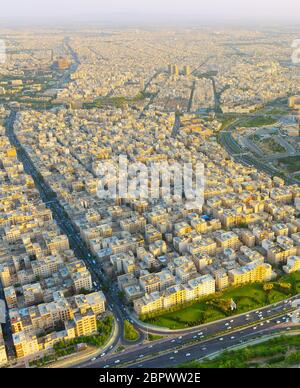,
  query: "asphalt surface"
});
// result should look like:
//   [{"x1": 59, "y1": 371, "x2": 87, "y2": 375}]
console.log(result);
[
  {"x1": 218, "y1": 119, "x2": 299, "y2": 185},
  {"x1": 78, "y1": 295, "x2": 299, "y2": 368}
]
